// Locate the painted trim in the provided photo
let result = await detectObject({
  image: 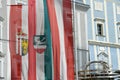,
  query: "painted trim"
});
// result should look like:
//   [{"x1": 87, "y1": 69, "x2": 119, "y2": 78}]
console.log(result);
[
  {"x1": 113, "y1": 3, "x2": 118, "y2": 43},
  {"x1": 104, "y1": 0, "x2": 109, "y2": 42},
  {"x1": 117, "y1": 48, "x2": 120, "y2": 69},
  {"x1": 85, "y1": 12, "x2": 88, "y2": 50},
  {"x1": 91, "y1": 0, "x2": 95, "y2": 40},
  {"x1": 94, "y1": 45, "x2": 97, "y2": 69},
  {"x1": 108, "y1": 47, "x2": 112, "y2": 70}
]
